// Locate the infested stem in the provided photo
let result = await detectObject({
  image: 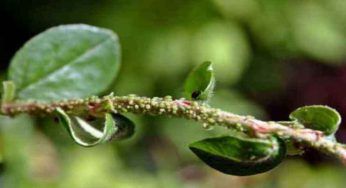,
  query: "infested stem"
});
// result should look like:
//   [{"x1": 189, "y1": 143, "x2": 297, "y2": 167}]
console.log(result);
[{"x1": 1, "y1": 94, "x2": 346, "y2": 164}]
